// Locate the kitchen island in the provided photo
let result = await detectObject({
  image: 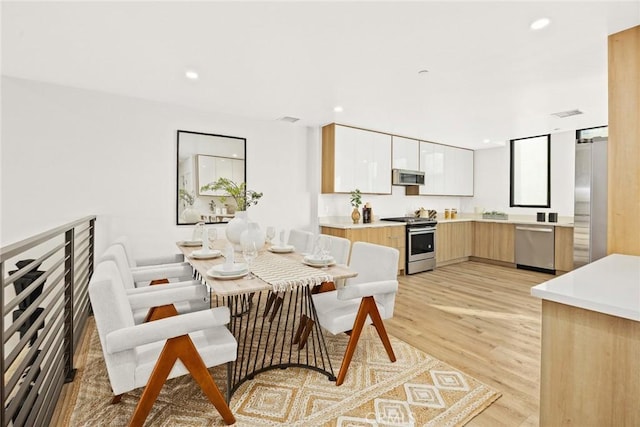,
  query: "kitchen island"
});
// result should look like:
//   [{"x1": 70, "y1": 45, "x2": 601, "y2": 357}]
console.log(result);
[{"x1": 531, "y1": 254, "x2": 640, "y2": 426}]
